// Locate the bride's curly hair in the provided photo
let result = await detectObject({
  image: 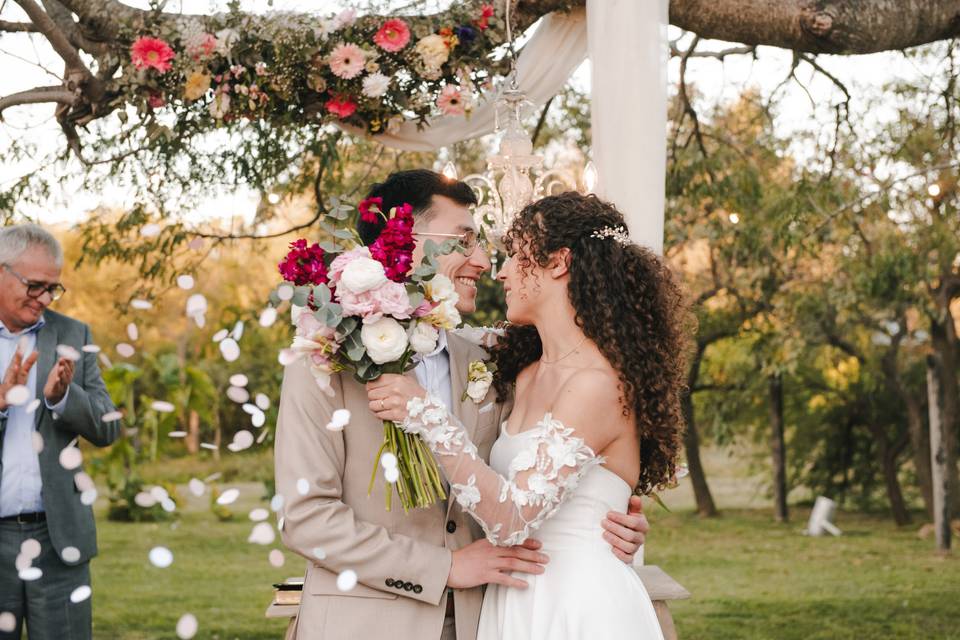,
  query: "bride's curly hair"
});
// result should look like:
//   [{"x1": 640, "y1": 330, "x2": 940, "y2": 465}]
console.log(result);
[{"x1": 489, "y1": 192, "x2": 690, "y2": 495}]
